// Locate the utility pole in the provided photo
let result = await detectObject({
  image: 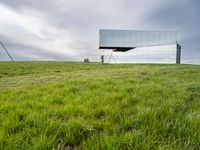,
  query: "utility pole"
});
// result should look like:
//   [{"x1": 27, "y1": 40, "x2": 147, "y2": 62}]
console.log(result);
[{"x1": 0, "y1": 41, "x2": 14, "y2": 62}]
